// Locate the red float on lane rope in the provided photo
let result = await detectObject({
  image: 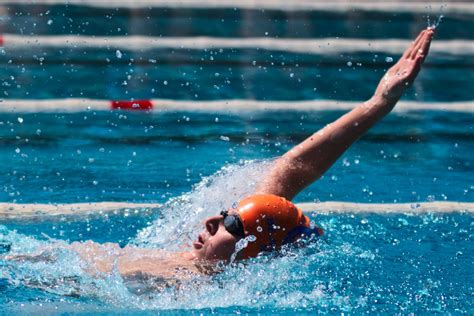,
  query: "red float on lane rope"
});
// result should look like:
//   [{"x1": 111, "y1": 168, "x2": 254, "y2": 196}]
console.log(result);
[
  {"x1": 0, "y1": 35, "x2": 4, "y2": 46},
  {"x1": 110, "y1": 100, "x2": 153, "y2": 110}
]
